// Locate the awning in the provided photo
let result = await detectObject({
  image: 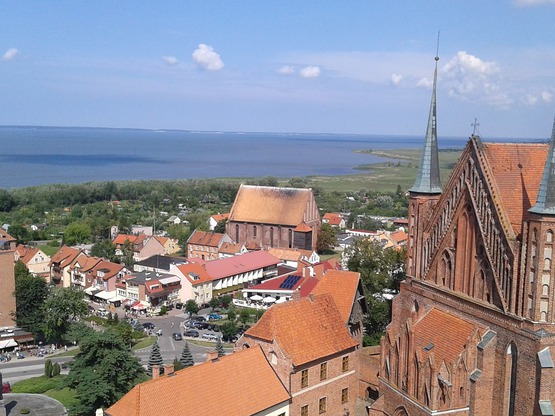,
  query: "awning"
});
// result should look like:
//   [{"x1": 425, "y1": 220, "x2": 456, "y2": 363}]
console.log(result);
[
  {"x1": 263, "y1": 296, "x2": 276, "y2": 303},
  {"x1": 0, "y1": 339, "x2": 17, "y2": 349},
  {"x1": 132, "y1": 301, "x2": 150, "y2": 310},
  {"x1": 250, "y1": 295, "x2": 263, "y2": 301},
  {"x1": 109, "y1": 295, "x2": 126, "y2": 303},
  {"x1": 158, "y1": 276, "x2": 181, "y2": 285},
  {"x1": 275, "y1": 298, "x2": 287, "y2": 304},
  {"x1": 95, "y1": 291, "x2": 115, "y2": 301},
  {"x1": 84, "y1": 287, "x2": 101, "y2": 295}
]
